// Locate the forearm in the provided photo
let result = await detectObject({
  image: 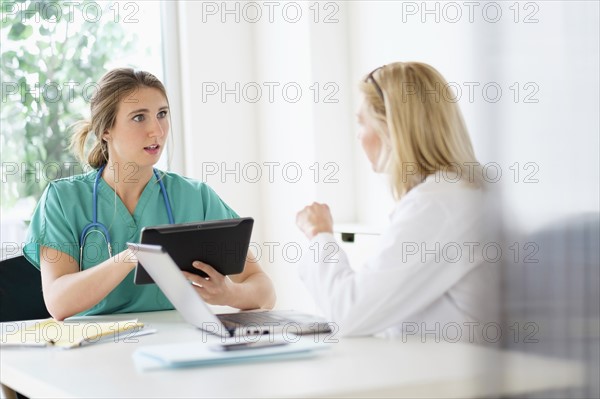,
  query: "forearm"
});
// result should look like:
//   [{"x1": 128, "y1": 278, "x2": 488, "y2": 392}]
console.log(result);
[
  {"x1": 298, "y1": 233, "x2": 357, "y2": 320},
  {"x1": 43, "y1": 250, "x2": 137, "y2": 320},
  {"x1": 229, "y1": 272, "x2": 276, "y2": 310}
]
